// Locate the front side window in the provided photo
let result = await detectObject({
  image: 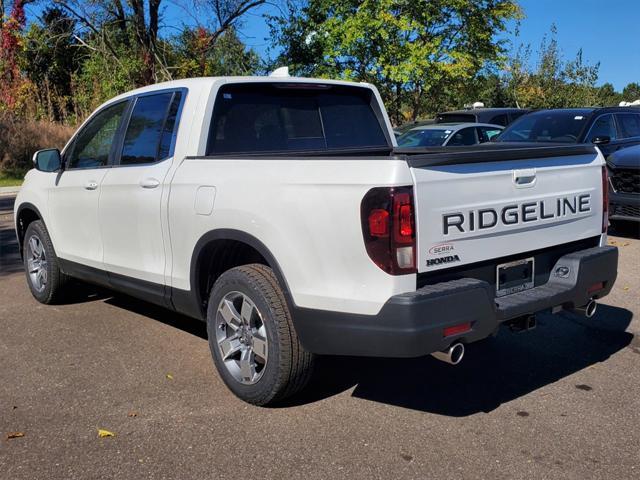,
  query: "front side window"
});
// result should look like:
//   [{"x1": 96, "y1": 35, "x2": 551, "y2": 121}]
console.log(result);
[
  {"x1": 67, "y1": 101, "x2": 127, "y2": 169},
  {"x1": 207, "y1": 83, "x2": 388, "y2": 154},
  {"x1": 447, "y1": 127, "x2": 477, "y2": 146},
  {"x1": 587, "y1": 114, "x2": 617, "y2": 142},
  {"x1": 121, "y1": 92, "x2": 182, "y2": 165},
  {"x1": 616, "y1": 113, "x2": 640, "y2": 138}
]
